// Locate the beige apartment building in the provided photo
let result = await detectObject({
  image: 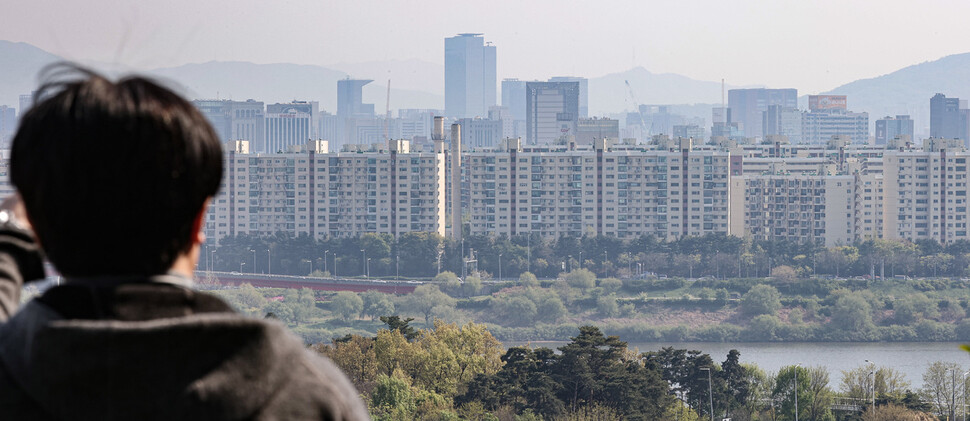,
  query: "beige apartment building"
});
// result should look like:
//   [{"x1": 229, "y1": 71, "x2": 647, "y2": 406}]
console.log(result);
[
  {"x1": 883, "y1": 138, "x2": 970, "y2": 243},
  {"x1": 730, "y1": 174, "x2": 855, "y2": 246},
  {"x1": 206, "y1": 139, "x2": 446, "y2": 243},
  {"x1": 464, "y1": 137, "x2": 731, "y2": 240}
]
